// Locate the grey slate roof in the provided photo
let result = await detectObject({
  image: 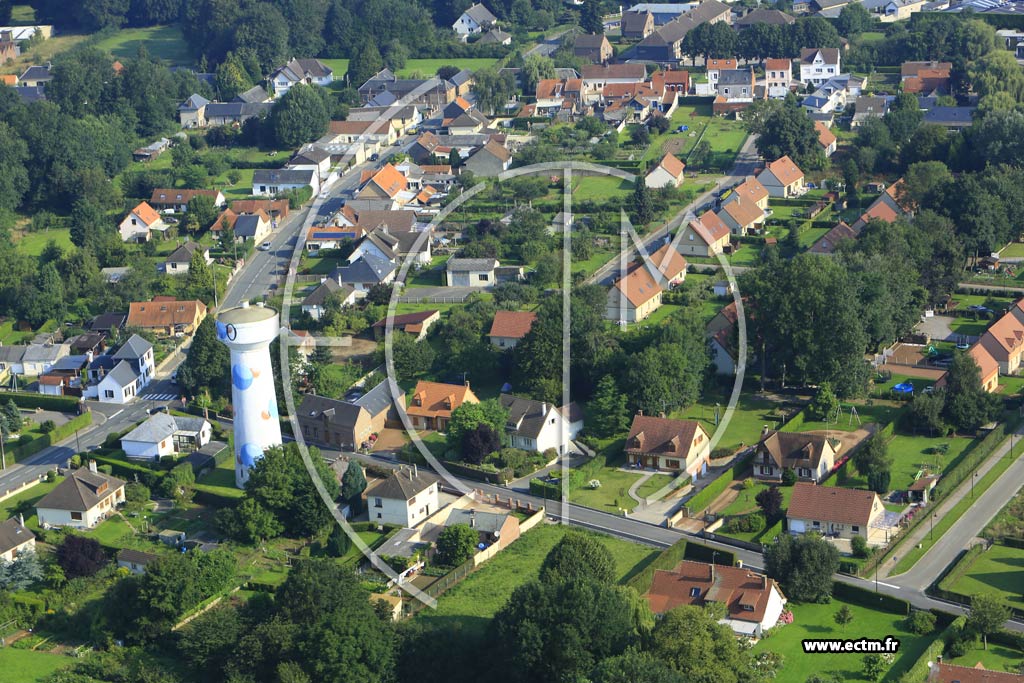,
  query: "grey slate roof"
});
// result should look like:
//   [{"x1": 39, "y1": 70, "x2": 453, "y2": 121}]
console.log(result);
[
  {"x1": 23, "y1": 343, "x2": 70, "y2": 363},
  {"x1": 51, "y1": 355, "x2": 87, "y2": 371},
  {"x1": 105, "y1": 360, "x2": 140, "y2": 387},
  {"x1": 233, "y1": 214, "x2": 267, "y2": 238},
  {"x1": 113, "y1": 334, "x2": 152, "y2": 361},
  {"x1": 19, "y1": 65, "x2": 51, "y2": 82},
  {"x1": 462, "y1": 3, "x2": 498, "y2": 25},
  {"x1": 166, "y1": 241, "x2": 202, "y2": 264},
  {"x1": 718, "y1": 69, "x2": 753, "y2": 86},
  {"x1": 121, "y1": 413, "x2": 208, "y2": 444},
  {"x1": 302, "y1": 279, "x2": 342, "y2": 306},
  {"x1": 14, "y1": 86, "x2": 45, "y2": 103},
  {"x1": 90, "y1": 312, "x2": 126, "y2": 332},
  {"x1": 447, "y1": 257, "x2": 498, "y2": 271},
  {"x1": 0, "y1": 518, "x2": 34, "y2": 555},
  {"x1": 500, "y1": 393, "x2": 555, "y2": 440},
  {"x1": 88, "y1": 355, "x2": 116, "y2": 372},
  {"x1": 734, "y1": 8, "x2": 795, "y2": 25},
  {"x1": 575, "y1": 33, "x2": 609, "y2": 48},
  {"x1": 117, "y1": 548, "x2": 159, "y2": 565},
  {"x1": 297, "y1": 393, "x2": 366, "y2": 430},
  {"x1": 273, "y1": 58, "x2": 333, "y2": 83},
  {"x1": 36, "y1": 469, "x2": 126, "y2": 513},
  {"x1": 234, "y1": 85, "x2": 269, "y2": 103},
  {"x1": 923, "y1": 106, "x2": 976, "y2": 127},
  {"x1": 204, "y1": 102, "x2": 272, "y2": 119},
  {"x1": 332, "y1": 253, "x2": 396, "y2": 285},
  {"x1": 0, "y1": 346, "x2": 27, "y2": 363},
  {"x1": 354, "y1": 380, "x2": 398, "y2": 417},
  {"x1": 179, "y1": 93, "x2": 210, "y2": 111},
  {"x1": 450, "y1": 69, "x2": 474, "y2": 87},
  {"x1": 373, "y1": 469, "x2": 438, "y2": 501},
  {"x1": 253, "y1": 168, "x2": 315, "y2": 186}
]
